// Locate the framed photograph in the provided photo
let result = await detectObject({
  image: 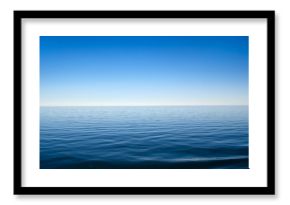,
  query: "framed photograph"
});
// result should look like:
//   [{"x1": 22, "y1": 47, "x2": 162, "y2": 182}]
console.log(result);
[{"x1": 14, "y1": 10, "x2": 275, "y2": 195}]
